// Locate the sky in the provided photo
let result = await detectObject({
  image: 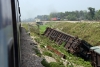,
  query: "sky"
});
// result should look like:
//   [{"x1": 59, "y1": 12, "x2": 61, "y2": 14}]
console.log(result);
[{"x1": 19, "y1": 0, "x2": 100, "y2": 20}]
